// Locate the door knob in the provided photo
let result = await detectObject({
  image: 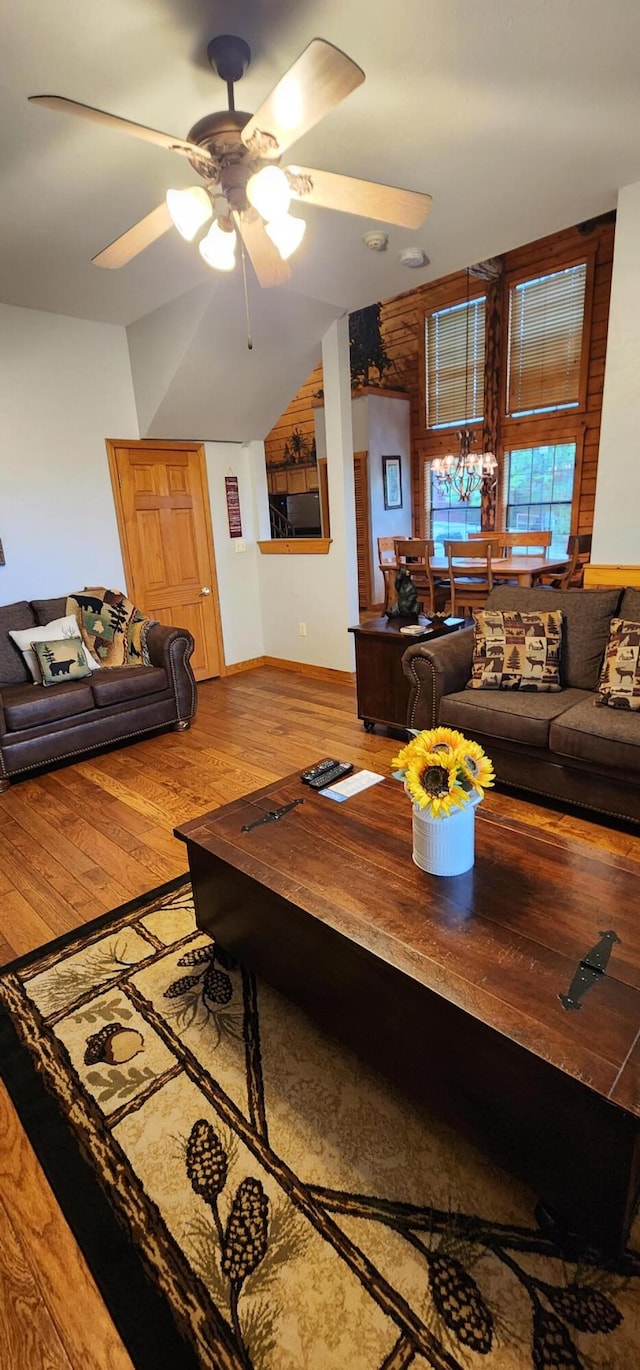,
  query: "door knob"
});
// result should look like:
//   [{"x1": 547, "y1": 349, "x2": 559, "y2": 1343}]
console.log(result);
[{"x1": 200, "y1": 586, "x2": 211, "y2": 596}]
